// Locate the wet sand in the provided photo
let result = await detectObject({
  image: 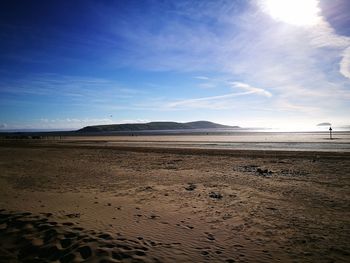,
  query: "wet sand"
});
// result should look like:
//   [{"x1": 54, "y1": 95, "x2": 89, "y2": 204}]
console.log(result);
[
  {"x1": 0, "y1": 139, "x2": 349, "y2": 262},
  {"x1": 12, "y1": 131, "x2": 350, "y2": 152}
]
